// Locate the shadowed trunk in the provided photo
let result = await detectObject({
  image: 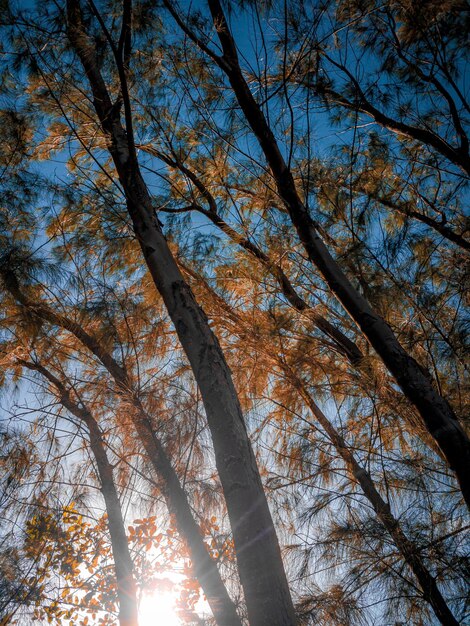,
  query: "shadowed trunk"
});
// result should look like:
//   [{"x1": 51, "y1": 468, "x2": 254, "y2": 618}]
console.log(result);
[{"x1": 167, "y1": 263, "x2": 459, "y2": 625}]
